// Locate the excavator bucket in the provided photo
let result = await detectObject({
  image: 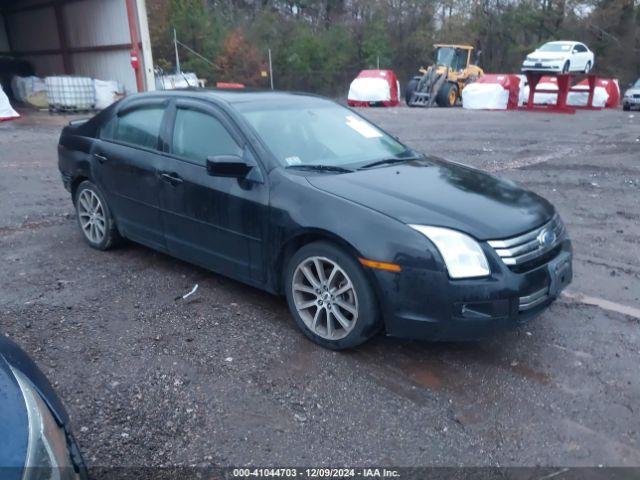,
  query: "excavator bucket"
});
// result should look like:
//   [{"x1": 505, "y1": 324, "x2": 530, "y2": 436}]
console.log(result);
[{"x1": 407, "y1": 67, "x2": 449, "y2": 108}]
